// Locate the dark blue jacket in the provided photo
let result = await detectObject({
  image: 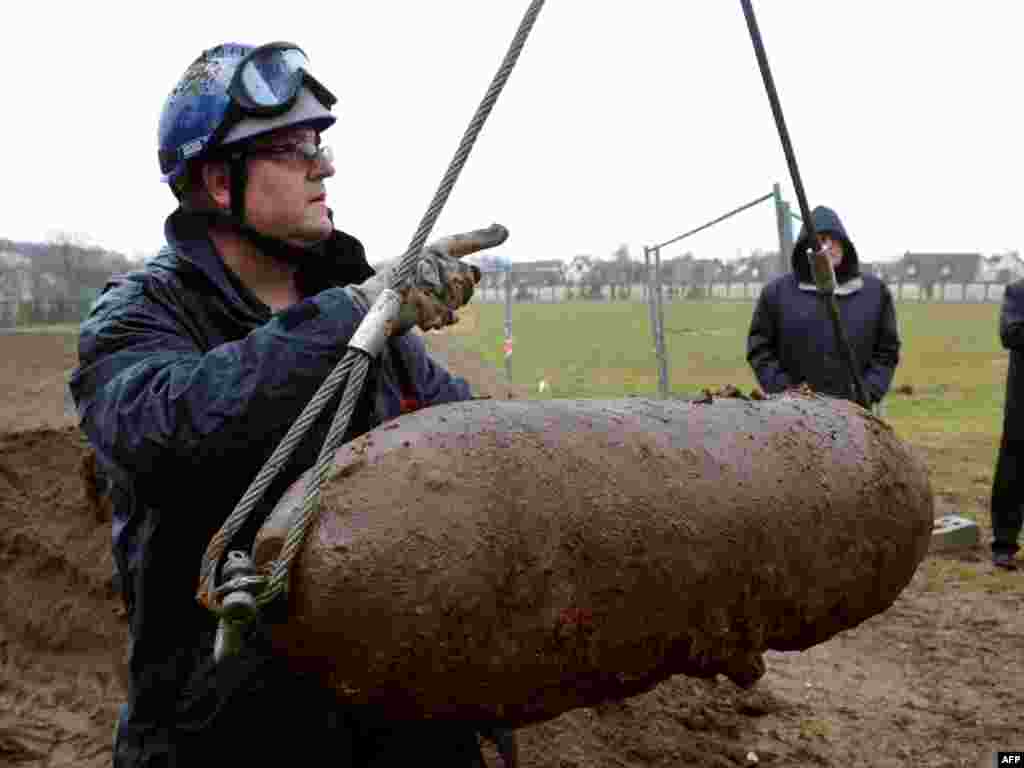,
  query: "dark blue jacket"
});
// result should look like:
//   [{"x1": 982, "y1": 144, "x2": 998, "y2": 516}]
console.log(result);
[
  {"x1": 69, "y1": 210, "x2": 472, "y2": 761},
  {"x1": 747, "y1": 206, "x2": 900, "y2": 403},
  {"x1": 1000, "y1": 279, "x2": 1024, "y2": 438}
]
